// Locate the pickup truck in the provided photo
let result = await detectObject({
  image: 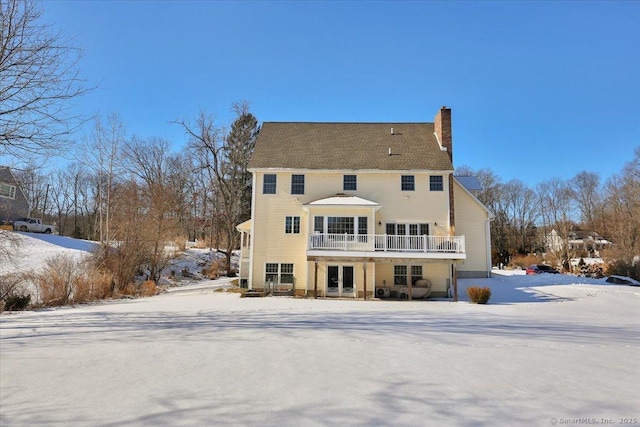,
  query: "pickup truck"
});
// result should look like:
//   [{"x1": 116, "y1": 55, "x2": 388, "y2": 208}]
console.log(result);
[{"x1": 13, "y1": 218, "x2": 56, "y2": 234}]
